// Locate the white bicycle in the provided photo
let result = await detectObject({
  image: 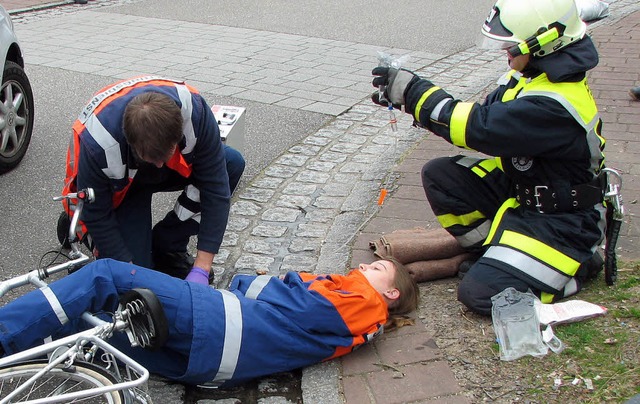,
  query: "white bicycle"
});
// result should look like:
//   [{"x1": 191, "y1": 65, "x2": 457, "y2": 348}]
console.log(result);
[{"x1": 0, "y1": 189, "x2": 167, "y2": 404}]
